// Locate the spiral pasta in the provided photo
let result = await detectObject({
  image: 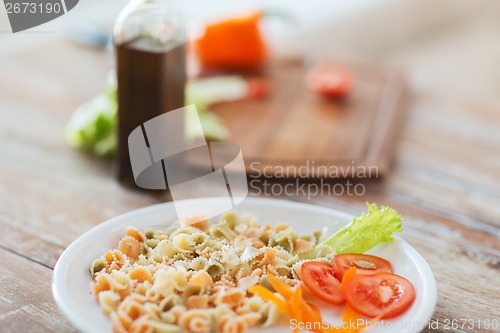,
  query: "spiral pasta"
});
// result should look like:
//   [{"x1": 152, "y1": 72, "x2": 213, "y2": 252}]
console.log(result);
[{"x1": 91, "y1": 211, "x2": 332, "y2": 332}]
